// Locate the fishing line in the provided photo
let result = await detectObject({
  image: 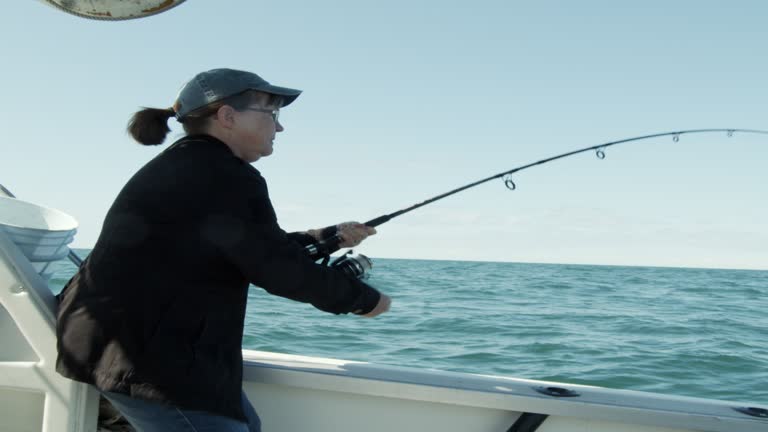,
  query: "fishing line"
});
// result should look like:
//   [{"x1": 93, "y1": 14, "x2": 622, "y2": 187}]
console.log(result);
[{"x1": 307, "y1": 128, "x2": 768, "y2": 263}]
